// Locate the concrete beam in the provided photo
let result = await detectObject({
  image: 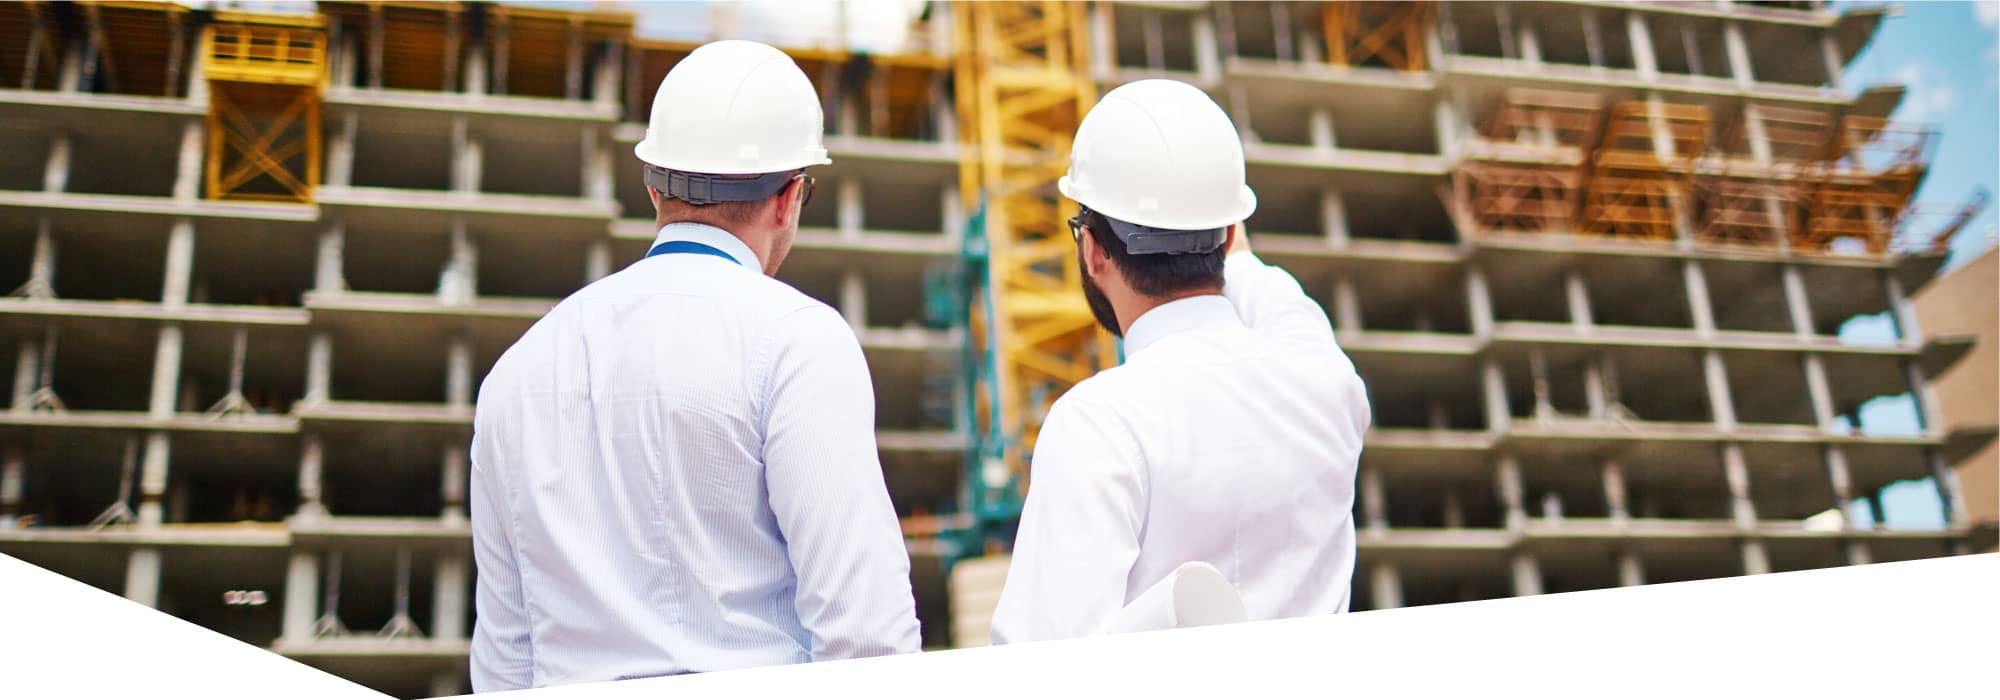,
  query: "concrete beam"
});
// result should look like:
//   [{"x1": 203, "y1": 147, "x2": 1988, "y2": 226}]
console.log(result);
[
  {"x1": 124, "y1": 547, "x2": 162, "y2": 608},
  {"x1": 583, "y1": 127, "x2": 613, "y2": 202},
  {"x1": 593, "y1": 42, "x2": 622, "y2": 108},
  {"x1": 1193, "y1": 13, "x2": 1221, "y2": 84},
  {"x1": 17, "y1": 217, "x2": 56, "y2": 299},
  {"x1": 1482, "y1": 357, "x2": 1510, "y2": 433},
  {"x1": 1090, "y1": 3, "x2": 1115, "y2": 80},
  {"x1": 450, "y1": 116, "x2": 483, "y2": 194},
  {"x1": 1442, "y1": 488, "x2": 1465, "y2": 529},
  {"x1": 1803, "y1": 354, "x2": 1836, "y2": 431},
  {"x1": 563, "y1": 23, "x2": 584, "y2": 100},
  {"x1": 1781, "y1": 265, "x2": 1814, "y2": 338},
  {"x1": 1369, "y1": 561, "x2": 1403, "y2": 610},
  {"x1": 1844, "y1": 540, "x2": 1871, "y2": 566},
  {"x1": 1320, "y1": 189, "x2": 1349, "y2": 248},
  {"x1": 1309, "y1": 109, "x2": 1336, "y2": 150},
  {"x1": 1581, "y1": 10, "x2": 1606, "y2": 68},
  {"x1": 1529, "y1": 349, "x2": 1555, "y2": 421},
  {"x1": 1495, "y1": 4, "x2": 1518, "y2": 59},
  {"x1": 443, "y1": 219, "x2": 477, "y2": 305},
  {"x1": 1466, "y1": 265, "x2": 1494, "y2": 340},
  {"x1": 1517, "y1": 13, "x2": 1542, "y2": 65},
  {"x1": 1819, "y1": 34, "x2": 1843, "y2": 92},
  {"x1": 1584, "y1": 355, "x2": 1608, "y2": 419},
  {"x1": 1882, "y1": 270, "x2": 1921, "y2": 347},
  {"x1": 10, "y1": 340, "x2": 35, "y2": 411},
  {"x1": 837, "y1": 180, "x2": 863, "y2": 238},
  {"x1": 1272, "y1": 3, "x2": 1295, "y2": 63},
  {"x1": 442, "y1": 443, "x2": 467, "y2": 524},
  {"x1": 1929, "y1": 448, "x2": 1968, "y2": 528}
]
